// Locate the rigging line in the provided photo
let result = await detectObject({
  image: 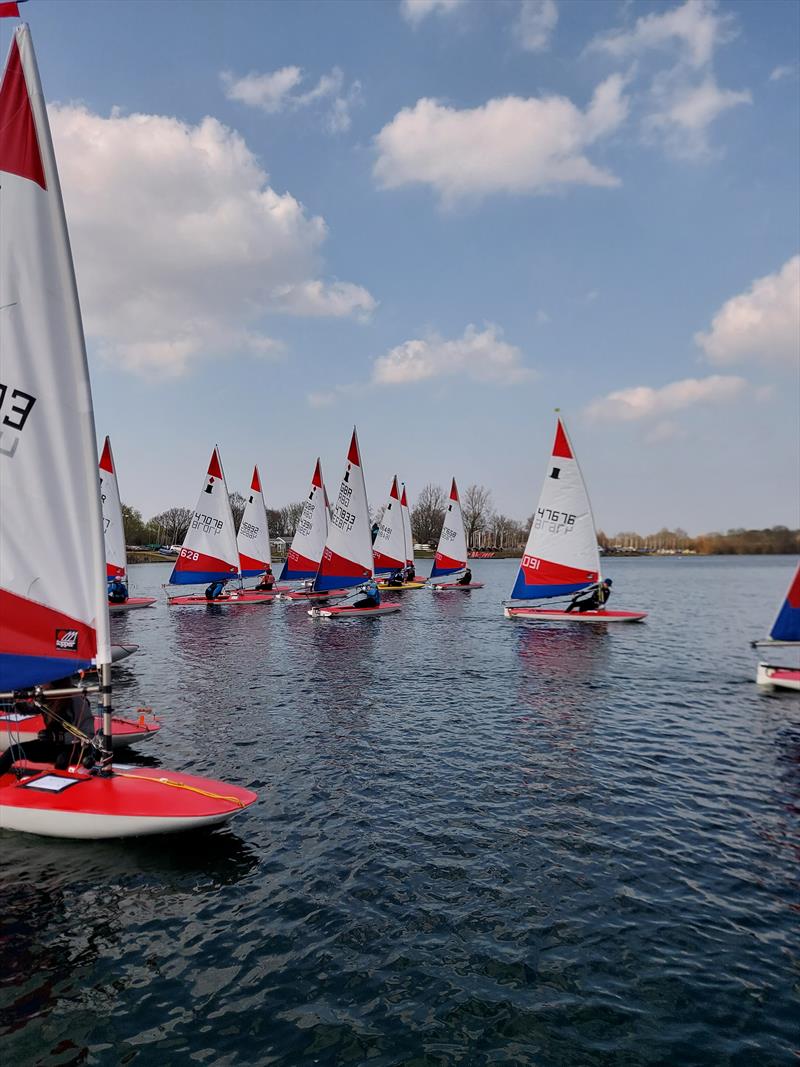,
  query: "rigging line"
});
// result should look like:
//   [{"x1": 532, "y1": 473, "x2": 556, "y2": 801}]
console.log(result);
[{"x1": 116, "y1": 773, "x2": 246, "y2": 808}]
